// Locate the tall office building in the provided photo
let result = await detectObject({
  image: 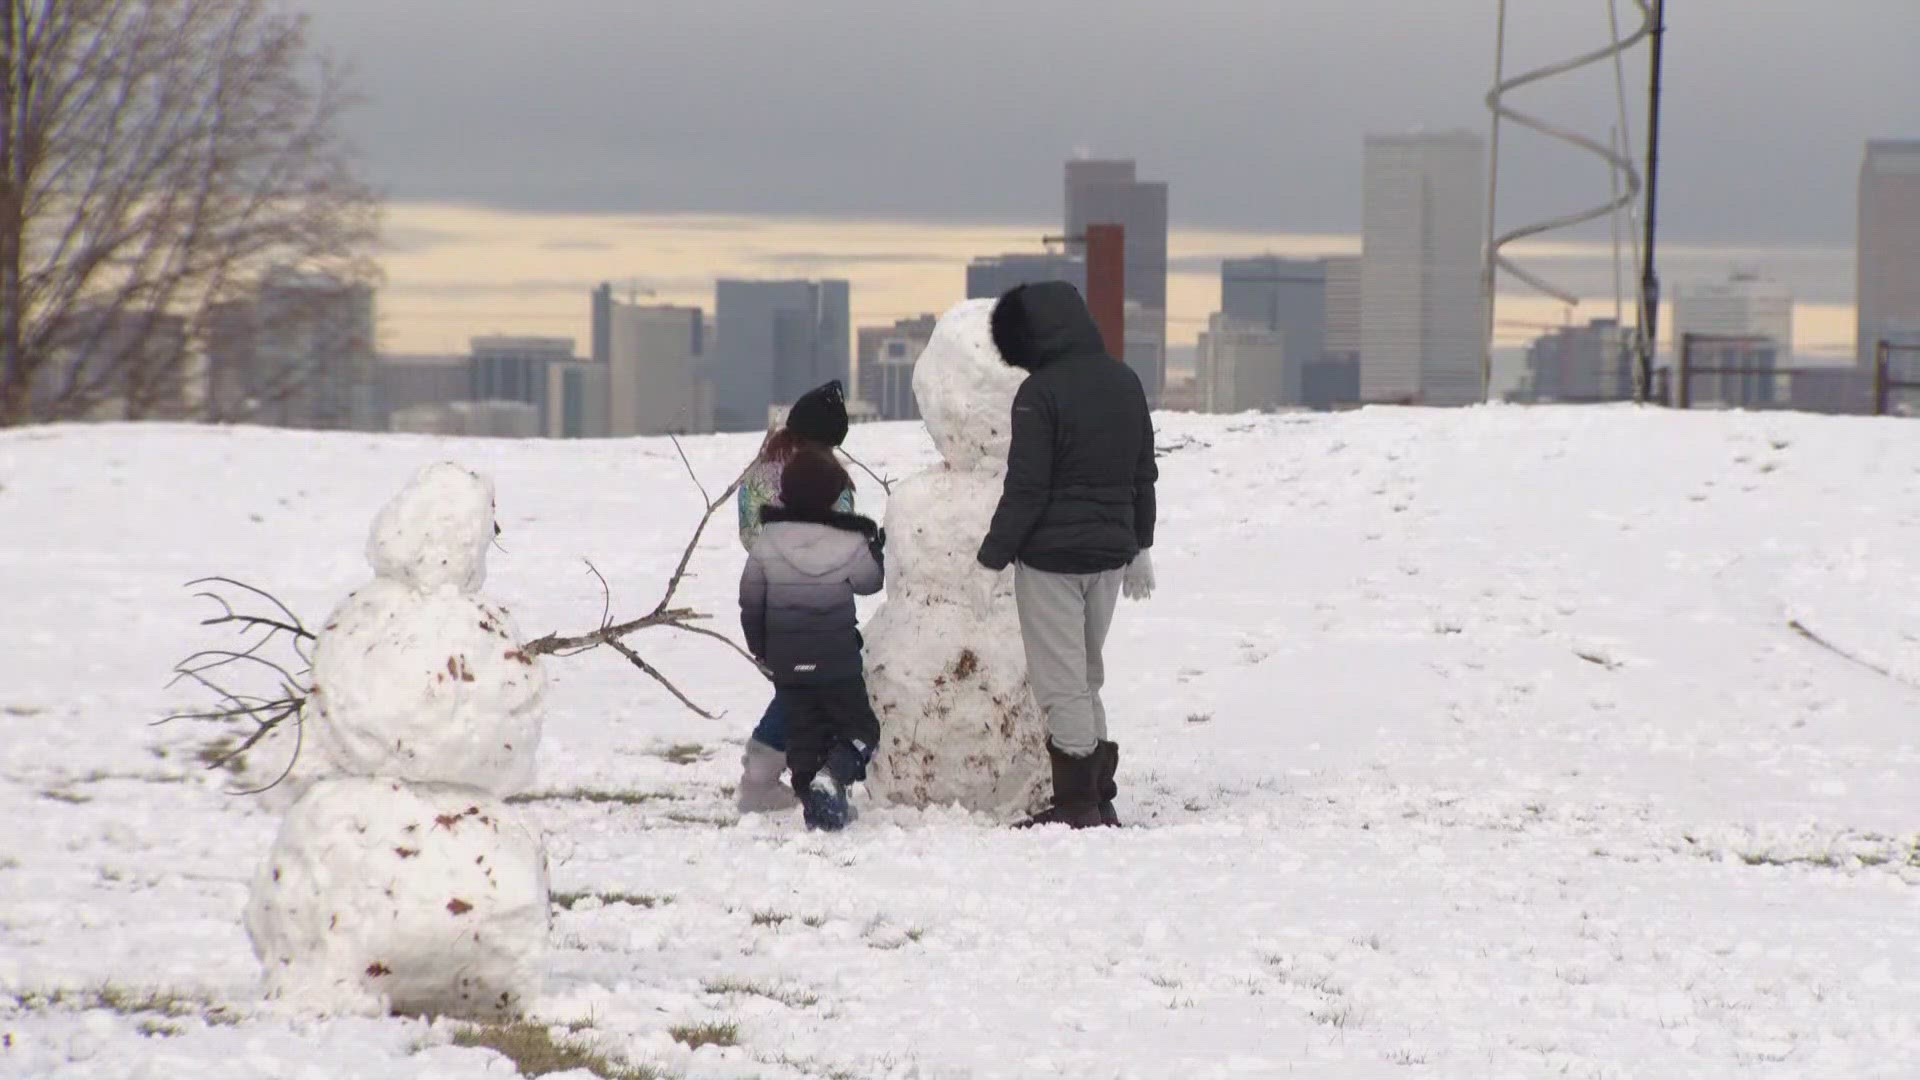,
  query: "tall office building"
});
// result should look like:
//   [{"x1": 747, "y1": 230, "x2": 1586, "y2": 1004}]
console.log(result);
[
  {"x1": 1196, "y1": 314, "x2": 1289, "y2": 413},
  {"x1": 1221, "y1": 257, "x2": 1326, "y2": 406},
  {"x1": 1322, "y1": 256, "x2": 1362, "y2": 362},
  {"x1": 1858, "y1": 140, "x2": 1920, "y2": 366},
  {"x1": 470, "y1": 336, "x2": 573, "y2": 434},
  {"x1": 712, "y1": 280, "x2": 850, "y2": 432},
  {"x1": 206, "y1": 269, "x2": 378, "y2": 429},
  {"x1": 1359, "y1": 132, "x2": 1487, "y2": 406},
  {"x1": 1514, "y1": 319, "x2": 1634, "y2": 403},
  {"x1": 591, "y1": 283, "x2": 614, "y2": 367},
  {"x1": 965, "y1": 253, "x2": 1086, "y2": 302},
  {"x1": 1672, "y1": 272, "x2": 1794, "y2": 357},
  {"x1": 608, "y1": 301, "x2": 708, "y2": 436},
  {"x1": 1065, "y1": 158, "x2": 1169, "y2": 402},
  {"x1": 856, "y1": 314, "x2": 937, "y2": 421},
  {"x1": 375, "y1": 354, "x2": 469, "y2": 429},
  {"x1": 546, "y1": 361, "x2": 610, "y2": 439}
]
